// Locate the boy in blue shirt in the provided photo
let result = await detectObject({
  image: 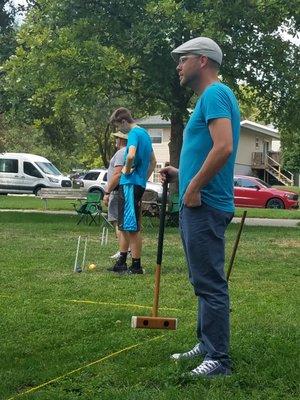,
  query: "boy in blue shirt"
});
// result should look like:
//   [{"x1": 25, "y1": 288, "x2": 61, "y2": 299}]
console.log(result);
[
  {"x1": 160, "y1": 37, "x2": 240, "y2": 377},
  {"x1": 108, "y1": 108, "x2": 156, "y2": 274}
]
